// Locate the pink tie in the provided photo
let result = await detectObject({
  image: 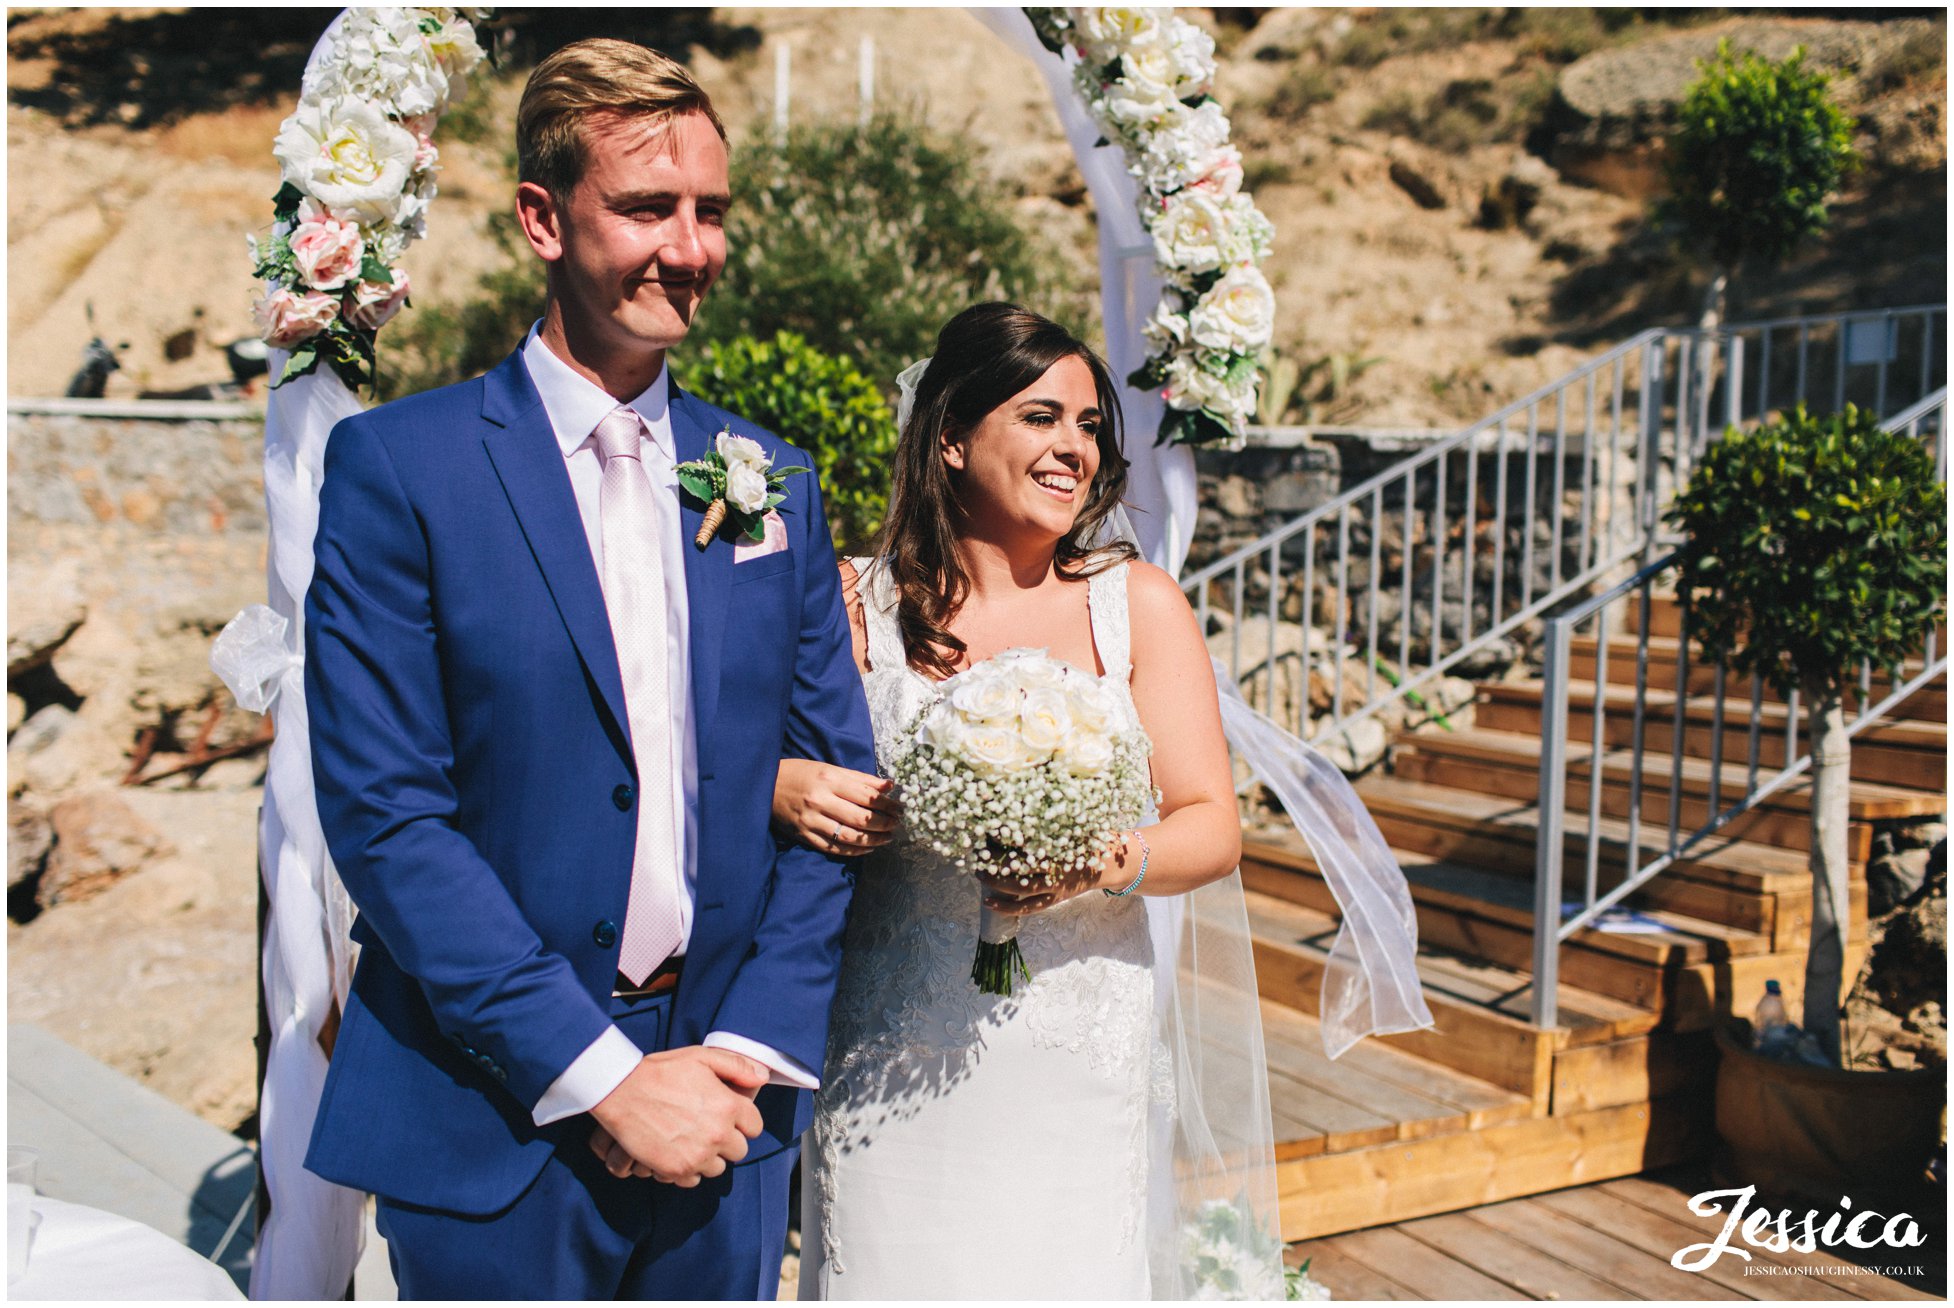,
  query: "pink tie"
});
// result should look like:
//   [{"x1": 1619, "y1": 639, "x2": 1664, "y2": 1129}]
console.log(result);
[{"x1": 593, "y1": 406, "x2": 683, "y2": 985}]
